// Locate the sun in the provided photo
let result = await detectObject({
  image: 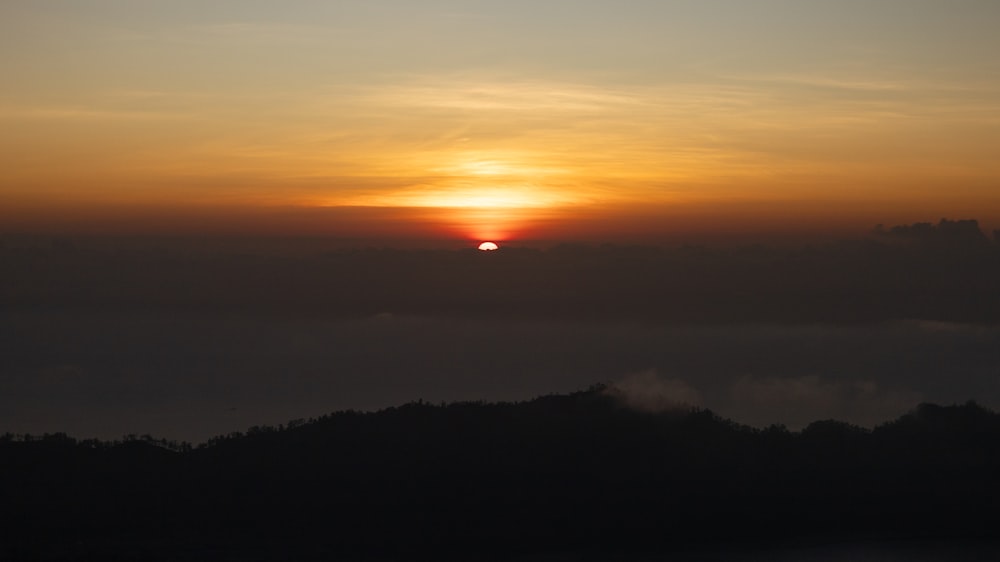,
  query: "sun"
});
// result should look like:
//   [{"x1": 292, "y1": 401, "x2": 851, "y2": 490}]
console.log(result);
[{"x1": 478, "y1": 241, "x2": 499, "y2": 251}]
